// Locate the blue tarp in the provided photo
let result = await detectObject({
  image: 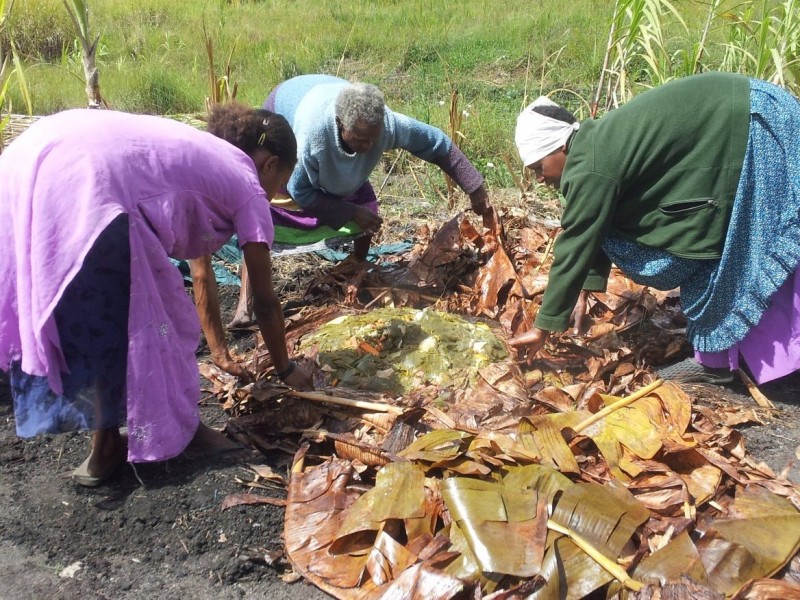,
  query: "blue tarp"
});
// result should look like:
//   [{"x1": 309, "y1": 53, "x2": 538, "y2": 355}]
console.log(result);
[{"x1": 171, "y1": 237, "x2": 413, "y2": 287}]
